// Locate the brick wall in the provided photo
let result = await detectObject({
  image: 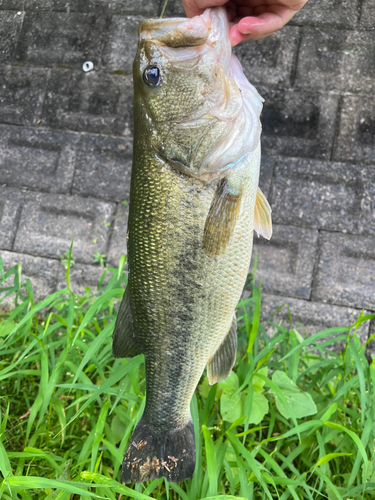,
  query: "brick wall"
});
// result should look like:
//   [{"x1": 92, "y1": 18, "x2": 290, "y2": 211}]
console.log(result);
[{"x1": 0, "y1": 0, "x2": 374, "y2": 344}]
